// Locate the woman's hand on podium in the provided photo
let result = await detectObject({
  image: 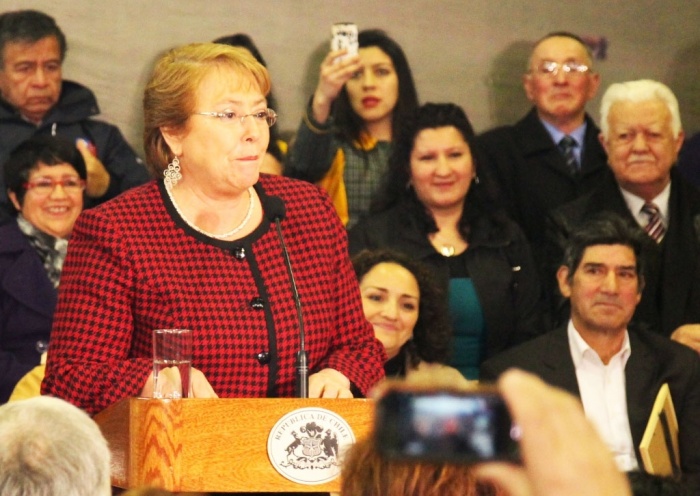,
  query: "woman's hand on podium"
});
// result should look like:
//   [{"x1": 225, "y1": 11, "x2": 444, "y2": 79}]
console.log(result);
[
  {"x1": 309, "y1": 368, "x2": 353, "y2": 398},
  {"x1": 140, "y1": 367, "x2": 219, "y2": 399}
]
